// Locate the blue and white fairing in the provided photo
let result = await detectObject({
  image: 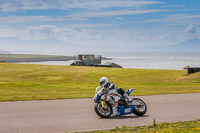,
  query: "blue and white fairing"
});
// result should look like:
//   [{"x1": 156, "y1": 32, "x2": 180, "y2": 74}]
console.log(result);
[
  {"x1": 94, "y1": 93, "x2": 100, "y2": 102},
  {"x1": 94, "y1": 86, "x2": 104, "y2": 102},
  {"x1": 126, "y1": 88, "x2": 135, "y2": 96},
  {"x1": 113, "y1": 105, "x2": 134, "y2": 116}
]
